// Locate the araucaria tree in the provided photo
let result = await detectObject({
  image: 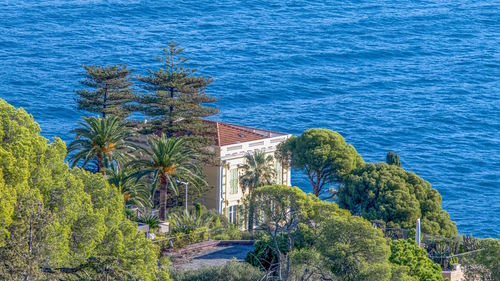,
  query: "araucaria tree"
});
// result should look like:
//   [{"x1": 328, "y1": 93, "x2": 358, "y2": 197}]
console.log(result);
[
  {"x1": 136, "y1": 43, "x2": 218, "y2": 161},
  {"x1": 131, "y1": 135, "x2": 206, "y2": 221},
  {"x1": 68, "y1": 116, "x2": 134, "y2": 174},
  {"x1": 276, "y1": 128, "x2": 364, "y2": 197},
  {"x1": 75, "y1": 65, "x2": 134, "y2": 118}
]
